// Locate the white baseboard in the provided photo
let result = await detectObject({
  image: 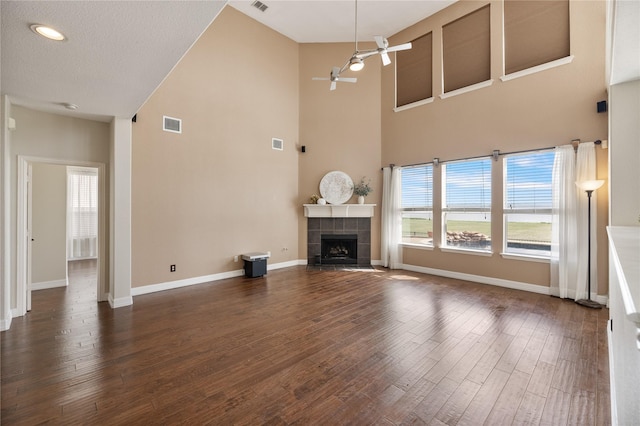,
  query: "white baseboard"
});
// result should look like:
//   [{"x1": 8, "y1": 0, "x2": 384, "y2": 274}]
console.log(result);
[
  {"x1": 400, "y1": 263, "x2": 551, "y2": 295},
  {"x1": 108, "y1": 294, "x2": 133, "y2": 308},
  {"x1": 0, "y1": 311, "x2": 12, "y2": 331},
  {"x1": 399, "y1": 263, "x2": 609, "y2": 304},
  {"x1": 131, "y1": 260, "x2": 303, "y2": 297},
  {"x1": 32, "y1": 278, "x2": 68, "y2": 291},
  {"x1": 268, "y1": 259, "x2": 305, "y2": 270}
]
